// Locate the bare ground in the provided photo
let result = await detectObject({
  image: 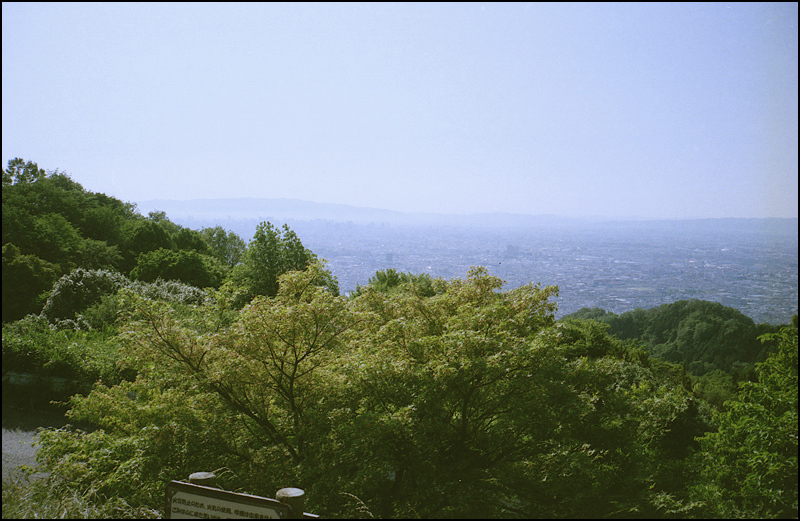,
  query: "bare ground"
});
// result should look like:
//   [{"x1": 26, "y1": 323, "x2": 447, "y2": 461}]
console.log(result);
[{"x1": 2, "y1": 406, "x2": 71, "y2": 482}]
